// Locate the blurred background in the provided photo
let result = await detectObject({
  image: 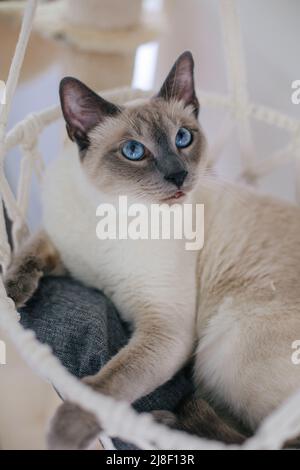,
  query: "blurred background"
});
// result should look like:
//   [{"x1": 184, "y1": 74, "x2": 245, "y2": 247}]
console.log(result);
[{"x1": 0, "y1": 0, "x2": 299, "y2": 449}]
